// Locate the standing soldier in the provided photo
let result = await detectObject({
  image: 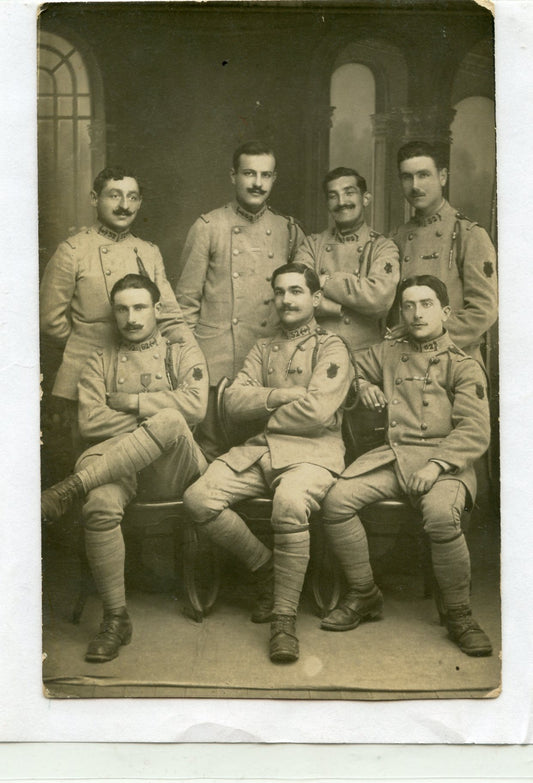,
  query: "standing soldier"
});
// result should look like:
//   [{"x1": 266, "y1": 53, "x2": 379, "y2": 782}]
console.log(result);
[
  {"x1": 176, "y1": 140, "x2": 305, "y2": 460},
  {"x1": 40, "y1": 166, "x2": 189, "y2": 444},
  {"x1": 183, "y1": 263, "x2": 353, "y2": 663},
  {"x1": 392, "y1": 141, "x2": 497, "y2": 363},
  {"x1": 41, "y1": 274, "x2": 208, "y2": 663},
  {"x1": 295, "y1": 167, "x2": 399, "y2": 351}
]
